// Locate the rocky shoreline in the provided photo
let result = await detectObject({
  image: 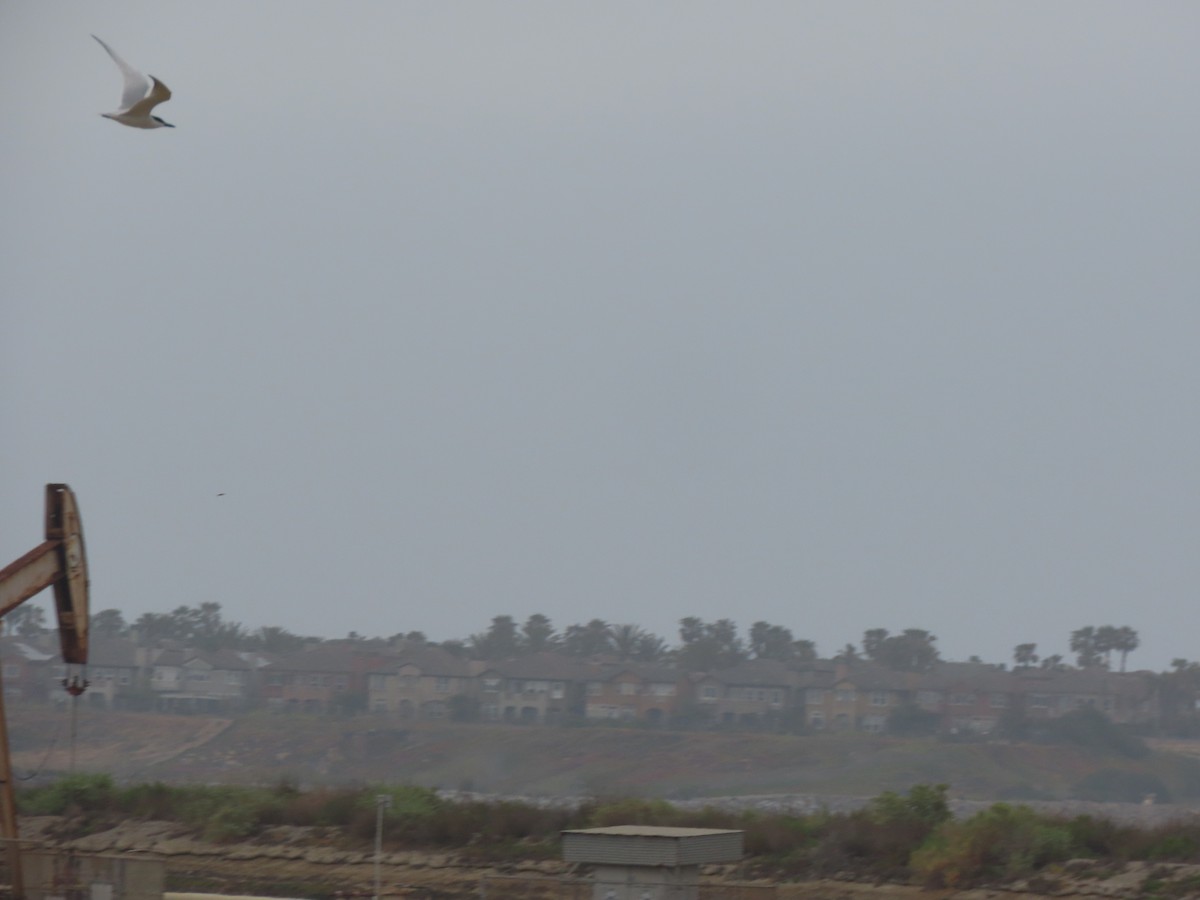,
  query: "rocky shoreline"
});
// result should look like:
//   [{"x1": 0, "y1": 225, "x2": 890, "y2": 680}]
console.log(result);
[{"x1": 21, "y1": 815, "x2": 1200, "y2": 900}]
